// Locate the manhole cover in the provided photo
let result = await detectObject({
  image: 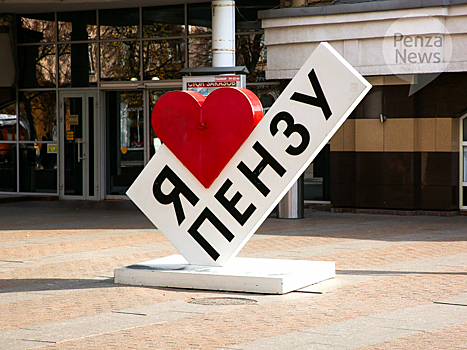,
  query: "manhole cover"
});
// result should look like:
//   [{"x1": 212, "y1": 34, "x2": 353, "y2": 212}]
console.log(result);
[{"x1": 187, "y1": 297, "x2": 258, "y2": 306}]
